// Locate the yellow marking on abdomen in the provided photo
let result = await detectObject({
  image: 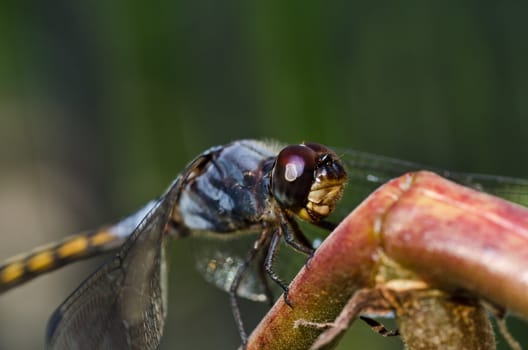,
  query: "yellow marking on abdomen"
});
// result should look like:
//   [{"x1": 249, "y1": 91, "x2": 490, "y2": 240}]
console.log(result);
[
  {"x1": 90, "y1": 230, "x2": 115, "y2": 247},
  {"x1": 57, "y1": 236, "x2": 89, "y2": 258},
  {"x1": 0, "y1": 262, "x2": 24, "y2": 284},
  {"x1": 27, "y1": 251, "x2": 55, "y2": 272}
]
